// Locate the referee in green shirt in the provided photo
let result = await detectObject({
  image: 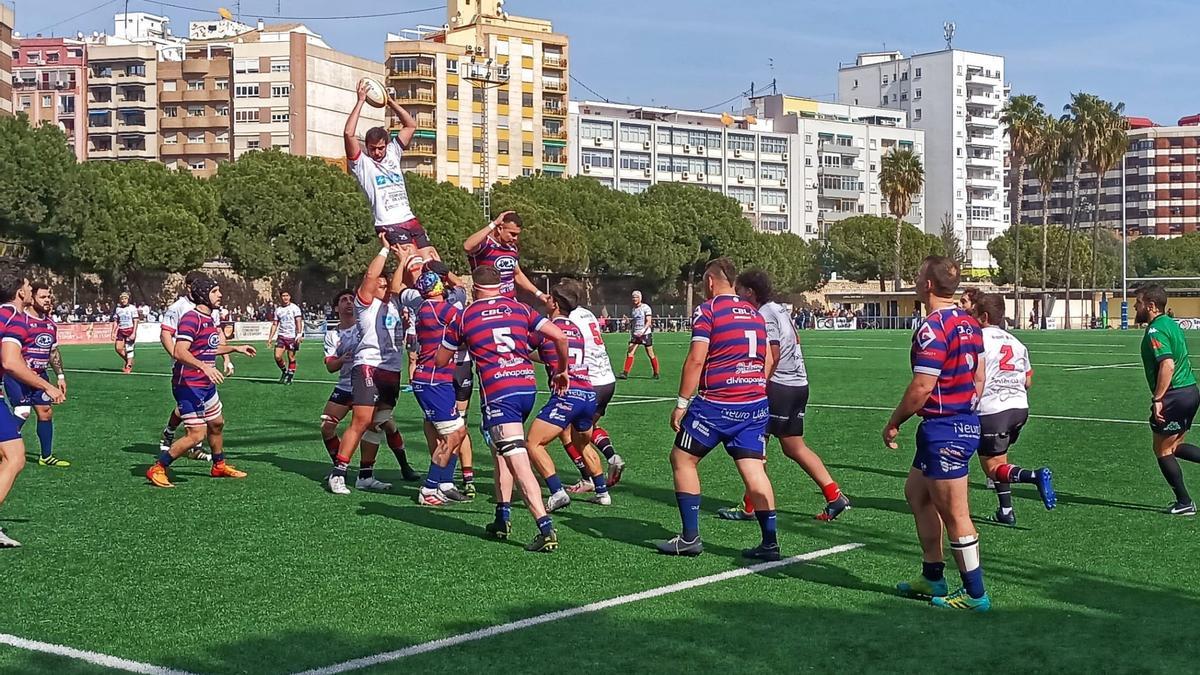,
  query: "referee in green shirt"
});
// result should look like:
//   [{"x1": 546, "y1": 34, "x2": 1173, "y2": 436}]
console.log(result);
[{"x1": 1136, "y1": 284, "x2": 1200, "y2": 515}]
